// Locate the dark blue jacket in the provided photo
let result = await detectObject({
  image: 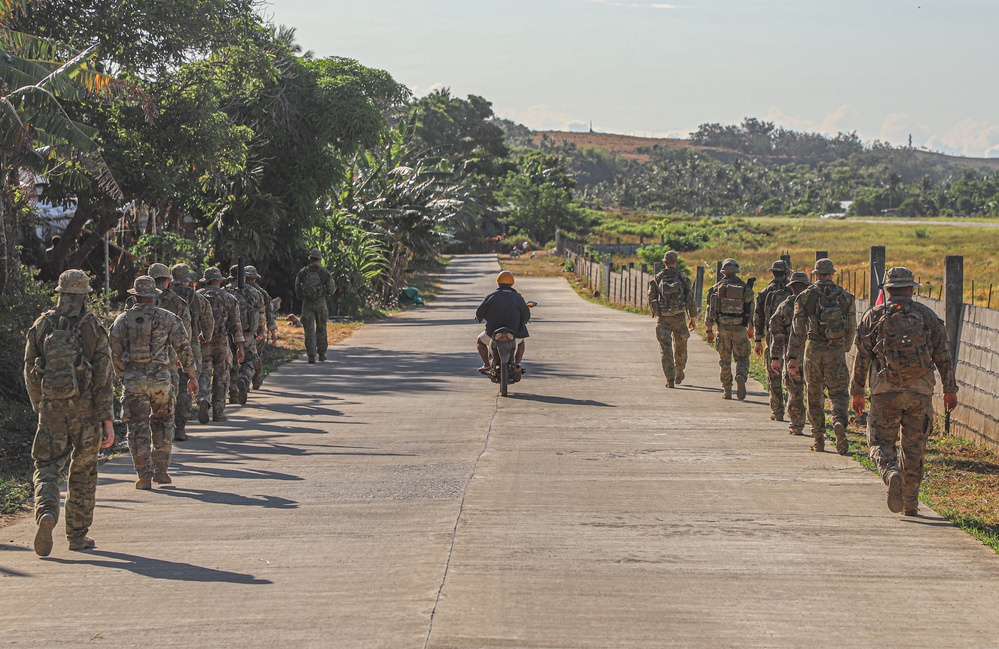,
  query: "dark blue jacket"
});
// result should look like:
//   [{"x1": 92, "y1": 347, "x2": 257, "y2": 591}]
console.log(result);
[{"x1": 476, "y1": 286, "x2": 531, "y2": 338}]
